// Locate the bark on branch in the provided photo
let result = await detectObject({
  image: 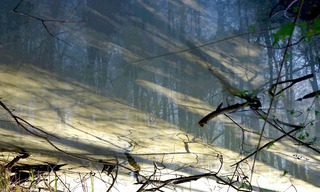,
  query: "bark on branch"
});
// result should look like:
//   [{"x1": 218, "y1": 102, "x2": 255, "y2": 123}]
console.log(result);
[{"x1": 198, "y1": 102, "x2": 248, "y2": 127}]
